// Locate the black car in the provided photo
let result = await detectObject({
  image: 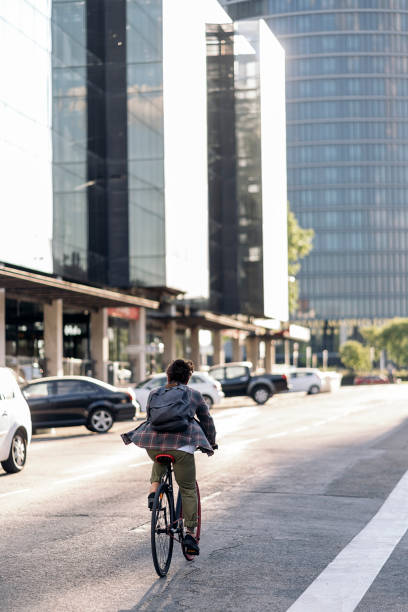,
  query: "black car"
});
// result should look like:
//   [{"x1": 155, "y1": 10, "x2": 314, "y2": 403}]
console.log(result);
[
  {"x1": 208, "y1": 362, "x2": 289, "y2": 404},
  {"x1": 22, "y1": 376, "x2": 139, "y2": 434}
]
